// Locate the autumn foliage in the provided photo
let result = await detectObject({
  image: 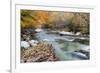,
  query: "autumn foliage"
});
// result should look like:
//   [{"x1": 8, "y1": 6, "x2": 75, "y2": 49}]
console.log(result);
[{"x1": 21, "y1": 10, "x2": 89, "y2": 34}]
